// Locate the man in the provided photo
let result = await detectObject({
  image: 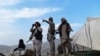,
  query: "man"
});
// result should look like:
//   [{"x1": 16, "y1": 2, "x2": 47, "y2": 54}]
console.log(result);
[
  {"x1": 28, "y1": 22, "x2": 43, "y2": 56},
  {"x1": 12, "y1": 39, "x2": 26, "y2": 56},
  {"x1": 14, "y1": 39, "x2": 26, "y2": 52},
  {"x1": 43, "y1": 17, "x2": 55, "y2": 56},
  {"x1": 58, "y1": 18, "x2": 73, "y2": 56}
]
